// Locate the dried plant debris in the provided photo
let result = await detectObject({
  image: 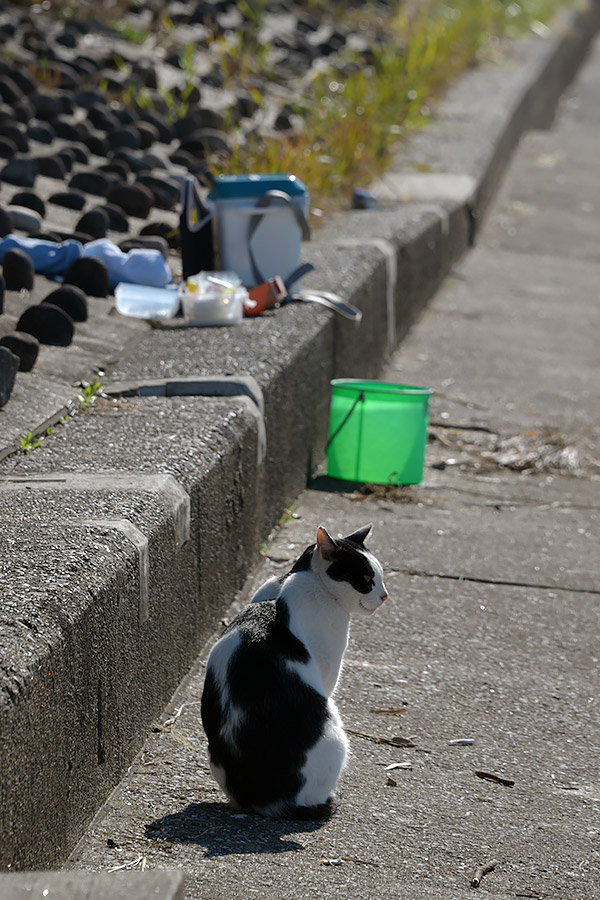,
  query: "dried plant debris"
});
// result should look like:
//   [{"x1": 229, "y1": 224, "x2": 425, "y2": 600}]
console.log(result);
[
  {"x1": 514, "y1": 890, "x2": 550, "y2": 898},
  {"x1": 475, "y1": 770, "x2": 515, "y2": 787},
  {"x1": 347, "y1": 483, "x2": 428, "y2": 503},
  {"x1": 429, "y1": 424, "x2": 586, "y2": 475},
  {"x1": 321, "y1": 856, "x2": 380, "y2": 867},
  {"x1": 470, "y1": 859, "x2": 498, "y2": 888},
  {"x1": 108, "y1": 854, "x2": 148, "y2": 873},
  {"x1": 483, "y1": 432, "x2": 580, "y2": 473},
  {"x1": 346, "y1": 728, "x2": 416, "y2": 748}
]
